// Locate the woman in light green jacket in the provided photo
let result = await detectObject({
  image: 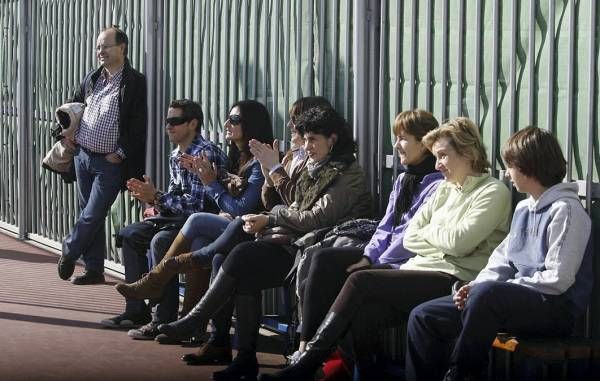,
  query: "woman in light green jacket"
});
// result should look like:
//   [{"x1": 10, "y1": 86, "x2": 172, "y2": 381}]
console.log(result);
[{"x1": 259, "y1": 117, "x2": 511, "y2": 381}]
